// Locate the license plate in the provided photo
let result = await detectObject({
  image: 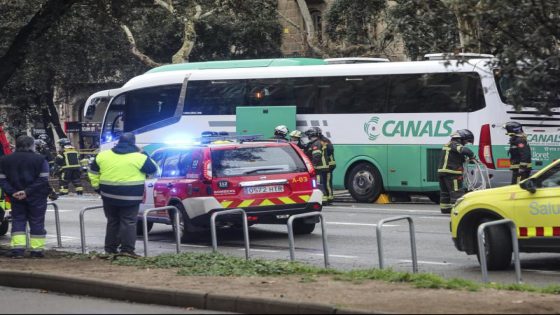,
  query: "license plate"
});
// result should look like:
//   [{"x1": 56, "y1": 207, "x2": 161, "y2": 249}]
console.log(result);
[{"x1": 244, "y1": 185, "x2": 285, "y2": 195}]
